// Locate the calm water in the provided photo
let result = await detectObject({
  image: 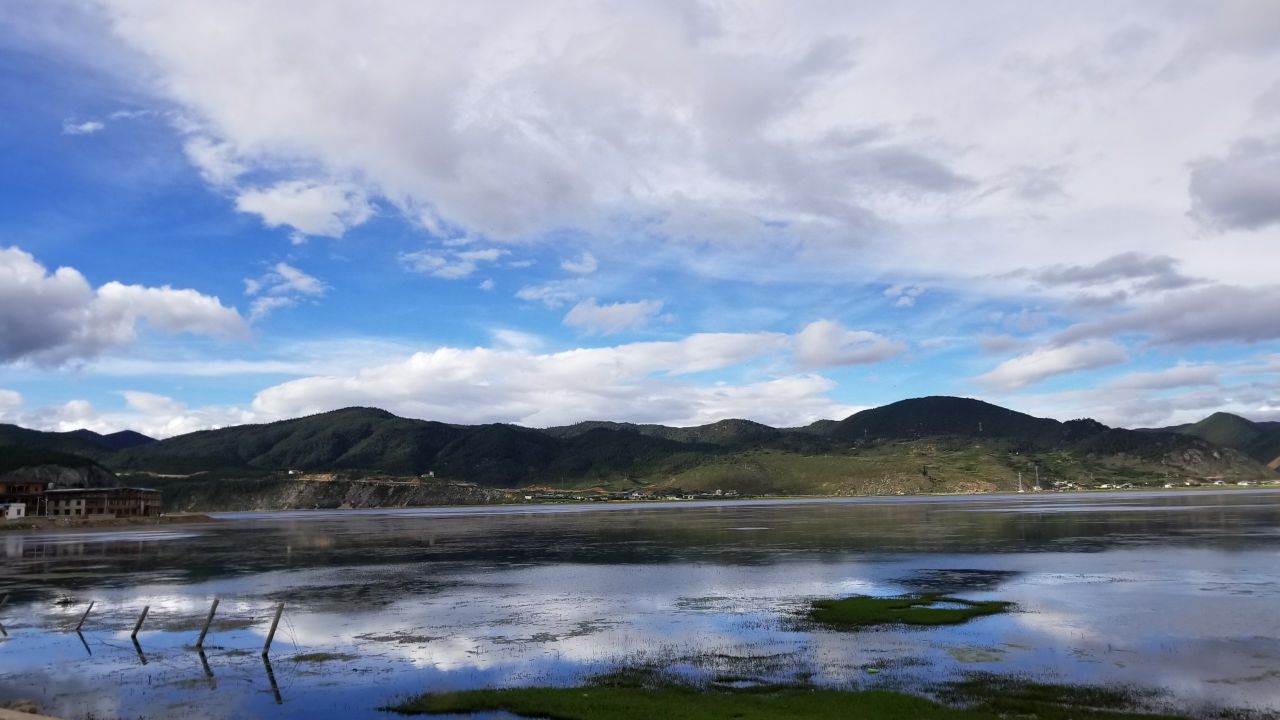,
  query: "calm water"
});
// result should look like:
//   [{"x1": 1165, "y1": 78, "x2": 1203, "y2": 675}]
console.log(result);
[{"x1": 1, "y1": 490, "x2": 1279, "y2": 719}]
